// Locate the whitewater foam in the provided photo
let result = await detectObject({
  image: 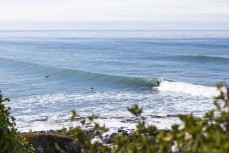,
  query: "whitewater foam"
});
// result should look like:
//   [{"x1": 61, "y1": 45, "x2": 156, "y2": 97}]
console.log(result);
[
  {"x1": 16, "y1": 115, "x2": 181, "y2": 132},
  {"x1": 11, "y1": 88, "x2": 215, "y2": 132},
  {"x1": 157, "y1": 80, "x2": 218, "y2": 97}
]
